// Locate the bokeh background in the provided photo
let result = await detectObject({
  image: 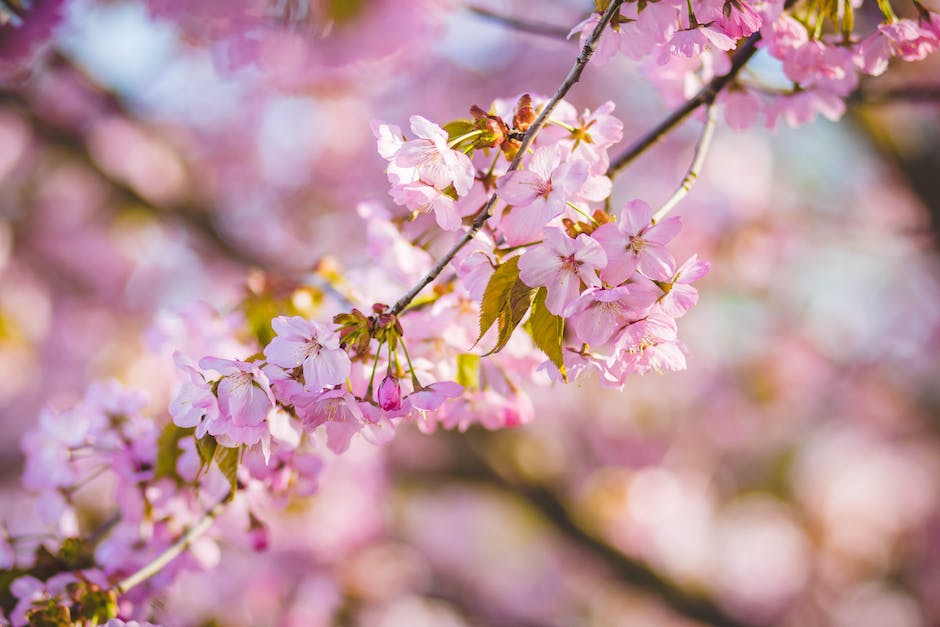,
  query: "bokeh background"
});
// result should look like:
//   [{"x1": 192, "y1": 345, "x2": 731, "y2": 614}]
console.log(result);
[{"x1": 2, "y1": 0, "x2": 940, "y2": 625}]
